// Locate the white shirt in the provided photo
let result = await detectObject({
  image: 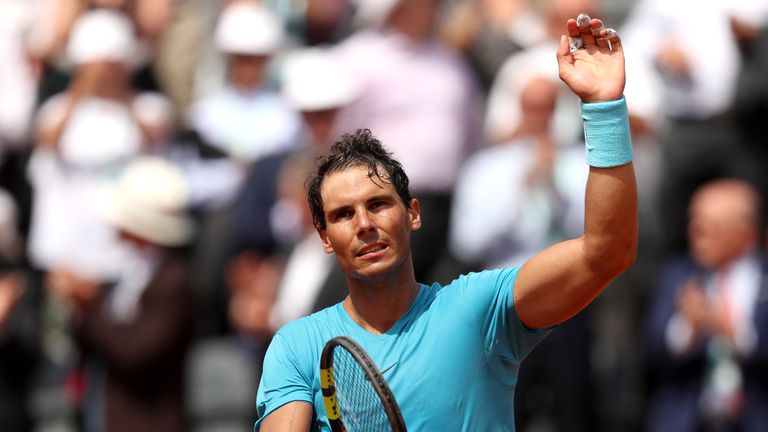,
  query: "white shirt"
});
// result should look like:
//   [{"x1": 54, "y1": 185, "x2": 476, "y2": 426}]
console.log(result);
[
  {"x1": 621, "y1": 0, "x2": 742, "y2": 119},
  {"x1": 28, "y1": 92, "x2": 172, "y2": 278},
  {"x1": 449, "y1": 137, "x2": 587, "y2": 269},
  {"x1": 187, "y1": 85, "x2": 302, "y2": 163}
]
